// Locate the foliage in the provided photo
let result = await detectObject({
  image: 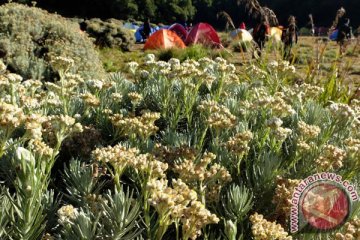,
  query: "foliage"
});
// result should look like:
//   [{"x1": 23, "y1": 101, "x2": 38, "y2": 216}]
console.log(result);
[
  {"x1": 157, "y1": 44, "x2": 230, "y2": 62},
  {"x1": 0, "y1": 3, "x2": 105, "y2": 81},
  {"x1": 3, "y1": 0, "x2": 360, "y2": 29},
  {"x1": 237, "y1": 0, "x2": 279, "y2": 26},
  {"x1": 83, "y1": 18, "x2": 135, "y2": 51},
  {"x1": 58, "y1": 189, "x2": 142, "y2": 240}
]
